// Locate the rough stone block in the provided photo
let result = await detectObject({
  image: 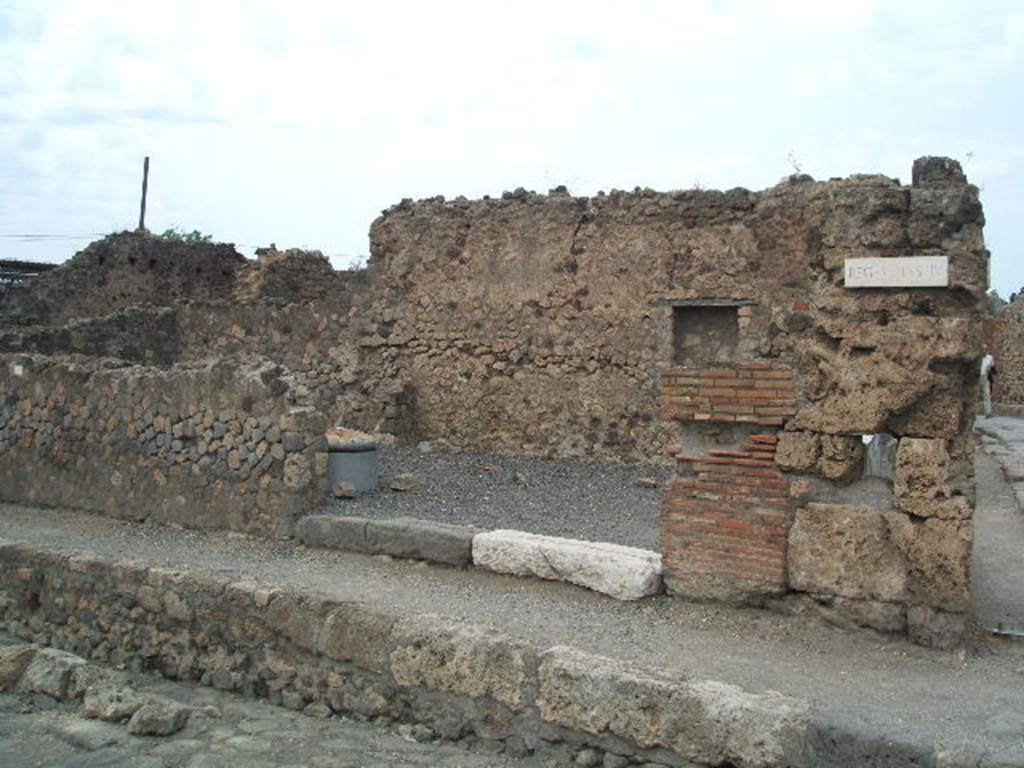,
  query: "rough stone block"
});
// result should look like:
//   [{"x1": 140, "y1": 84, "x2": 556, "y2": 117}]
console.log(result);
[
  {"x1": 775, "y1": 431, "x2": 819, "y2": 472},
  {"x1": 67, "y1": 663, "x2": 115, "y2": 700},
  {"x1": 365, "y1": 518, "x2": 476, "y2": 567},
  {"x1": 54, "y1": 719, "x2": 123, "y2": 751},
  {"x1": 786, "y1": 595, "x2": 907, "y2": 634},
  {"x1": 265, "y1": 593, "x2": 326, "y2": 652},
  {"x1": 895, "y1": 438, "x2": 971, "y2": 519},
  {"x1": 788, "y1": 504, "x2": 908, "y2": 602},
  {"x1": 390, "y1": 615, "x2": 533, "y2": 712},
  {"x1": 912, "y1": 156, "x2": 967, "y2": 187},
  {"x1": 907, "y1": 605, "x2": 967, "y2": 650},
  {"x1": 295, "y1": 515, "x2": 370, "y2": 554},
  {"x1": 126, "y1": 698, "x2": 192, "y2": 736},
  {"x1": 82, "y1": 683, "x2": 144, "y2": 722},
  {"x1": 319, "y1": 604, "x2": 396, "y2": 673},
  {"x1": 537, "y1": 646, "x2": 809, "y2": 768},
  {"x1": 0, "y1": 643, "x2": 38, "y2": 691},
  {"x1": 818, "y1": 434, "x2": 865, "y2": 484},
  {"x1": 16, "y1": 647, "x2": 87, "y2": 700},
  {"x1": 888, "y1": 517, "x2": 972, "y2": 612},
  {"x1": 472, "y1": 530, "x2": 663, "y2": 601}
]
